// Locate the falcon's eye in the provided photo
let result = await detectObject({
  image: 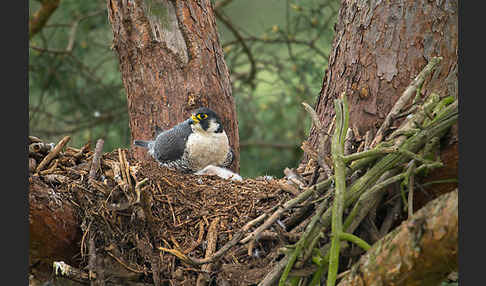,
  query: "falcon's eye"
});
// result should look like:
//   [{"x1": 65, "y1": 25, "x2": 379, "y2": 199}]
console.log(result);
[{"x1": 197, "y1": 113, "x2": 208, "y2": 120}]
